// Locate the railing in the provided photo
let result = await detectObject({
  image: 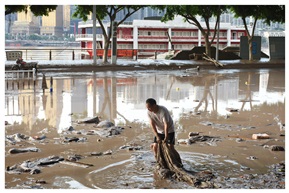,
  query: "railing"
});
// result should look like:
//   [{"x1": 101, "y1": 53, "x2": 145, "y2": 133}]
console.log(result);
[
  {"x1": 5, "y1": 68, "x2": 37, "y2": 80},
  {"x1": 5, "y1": 48, "x2": 142, "y2": 60},
  {"x1": 75, "y1": 34, "x2": 103, "y2": 40},
  {"x1": 5, "y1": 48, "x2": 84, "y2": 60},
  {"x1": 4, "y1": 48, "x2": 176, "y2": 60}
]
